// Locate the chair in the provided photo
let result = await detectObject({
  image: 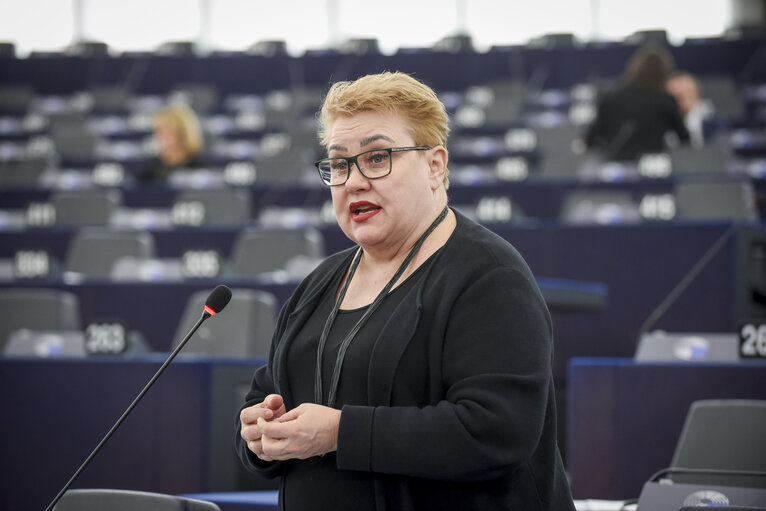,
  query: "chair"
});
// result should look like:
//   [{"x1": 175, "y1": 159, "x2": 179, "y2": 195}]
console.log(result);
[
  {"x1": 670, "y1": 399, "x2": 766, "y2": 489},
  {"x1": 169, "y1": 83, "x2": 219, "y2": 113},
  {"x1": 0, "y1": 84, "x2": 34, "y2": 115},
  {"x1": 64, "y1": 40, "x2": 109, "y2": 56},
  {"x1": 484, "y1": 79, "x2": 527, "y2": 126},
  {"x1": 698, "y1": 75, "x2": 745, "y2": 120},
  {"x1": 172, "y1": 189, "x2": 251, "y2": 227},
  {"x1": 171, "y1": 287, "x2": 277, "y2": 358},
  {"x1": 64, "y1": 228, "x2": 155, "y2": 279},
  {"x1": 538, "y1": 150, "x2": 589, "y2": 180},
  {"x1": 231, "y1": 226, "x2": 325, "y2": 278},
  {"x1": 252, "y1": 151, "x2": 312, "y2": 184},
  {"x1": 156, "y1": 41, "x2": 196, "y2": 56},
  {"x1": 635, "y1": 400, "x2": 766, "y2": 510},
  {"x1": 0, "y1": 154, "x2": 50, "y2": 187},
  {"x1": 246, "y1": 39, "x2": 288, "y2": 56},
  {"x1": 0, "y1": 288, "x2": 81, "y2": 353},
  {"x1": 53, "y1": 132, "x2": 103, "y2": 162},
  {"x1": 0, "y1": 42, "x2": 16, "y2": 57},
  {"x1": 52, "y1": 189, "x2": 122, "y2": 226},
  {"x1": 53, "y1": 488, "x2": 220, "y2": 510},
  {"x1": 534, "y1": 123, "x2": 582, "y2": 156},
  {"x1": 674, "y1": 179, "x2": 758, "y2": 221},
  {"x1": 669, "y1": 145, "x2": 729, "y2": 175},
  {"x1": 89, "y1": 84, "x2": 130, "y2": 114}
]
